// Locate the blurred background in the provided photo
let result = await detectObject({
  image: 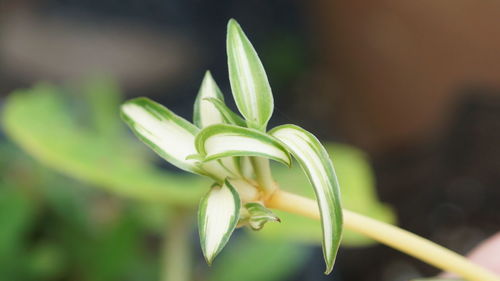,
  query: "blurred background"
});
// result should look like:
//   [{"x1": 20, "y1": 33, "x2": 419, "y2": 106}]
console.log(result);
[{"x1": 1, "y1": 1, "x2": 500, "y2": 281}]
